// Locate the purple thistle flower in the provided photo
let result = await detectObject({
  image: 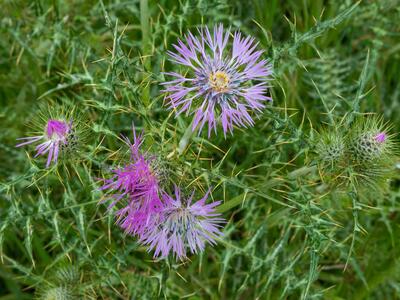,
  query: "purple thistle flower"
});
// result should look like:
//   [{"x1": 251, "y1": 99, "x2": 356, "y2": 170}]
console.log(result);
[
  {"x1": 100, "y1": 128, "x2": 163, "y2": 236},
  {"x1": 375, "y1": 132, "x2": 386, "y2": 143},
  {"x1": 16, "y1": 119, "x2": 72, "y2": 167},
  {"x1": 162, "y1": 24, "x2": 273, "y2": 136},
  {"x1": 139, "y1": 186, "x2": 225, "y2": 260}
]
